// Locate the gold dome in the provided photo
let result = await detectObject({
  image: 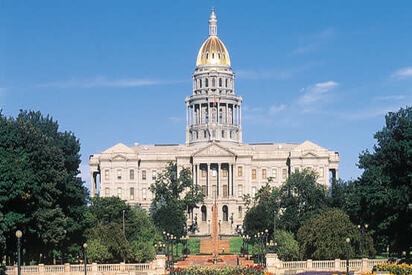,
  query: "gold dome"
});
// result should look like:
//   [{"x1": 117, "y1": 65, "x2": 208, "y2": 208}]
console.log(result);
[{"x1": 196, "y1": 36, "x2": 231, "y2": 67}]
